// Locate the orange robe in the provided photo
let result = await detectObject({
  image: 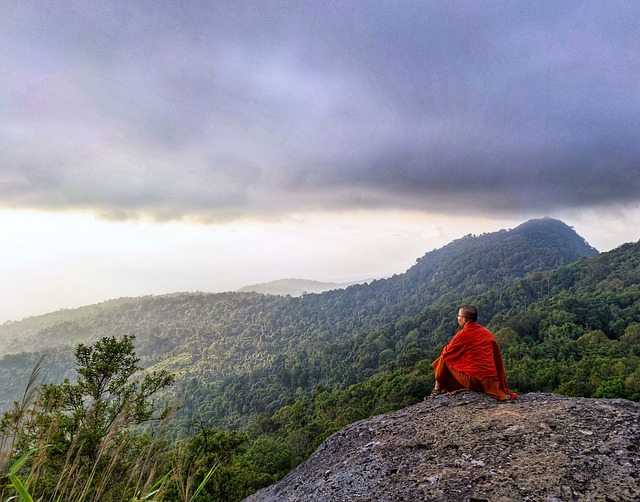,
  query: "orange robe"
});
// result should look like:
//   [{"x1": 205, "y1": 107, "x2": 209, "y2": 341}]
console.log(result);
[{"x1": 432, "y1": 322, "x2": 516, "y2": 400}]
